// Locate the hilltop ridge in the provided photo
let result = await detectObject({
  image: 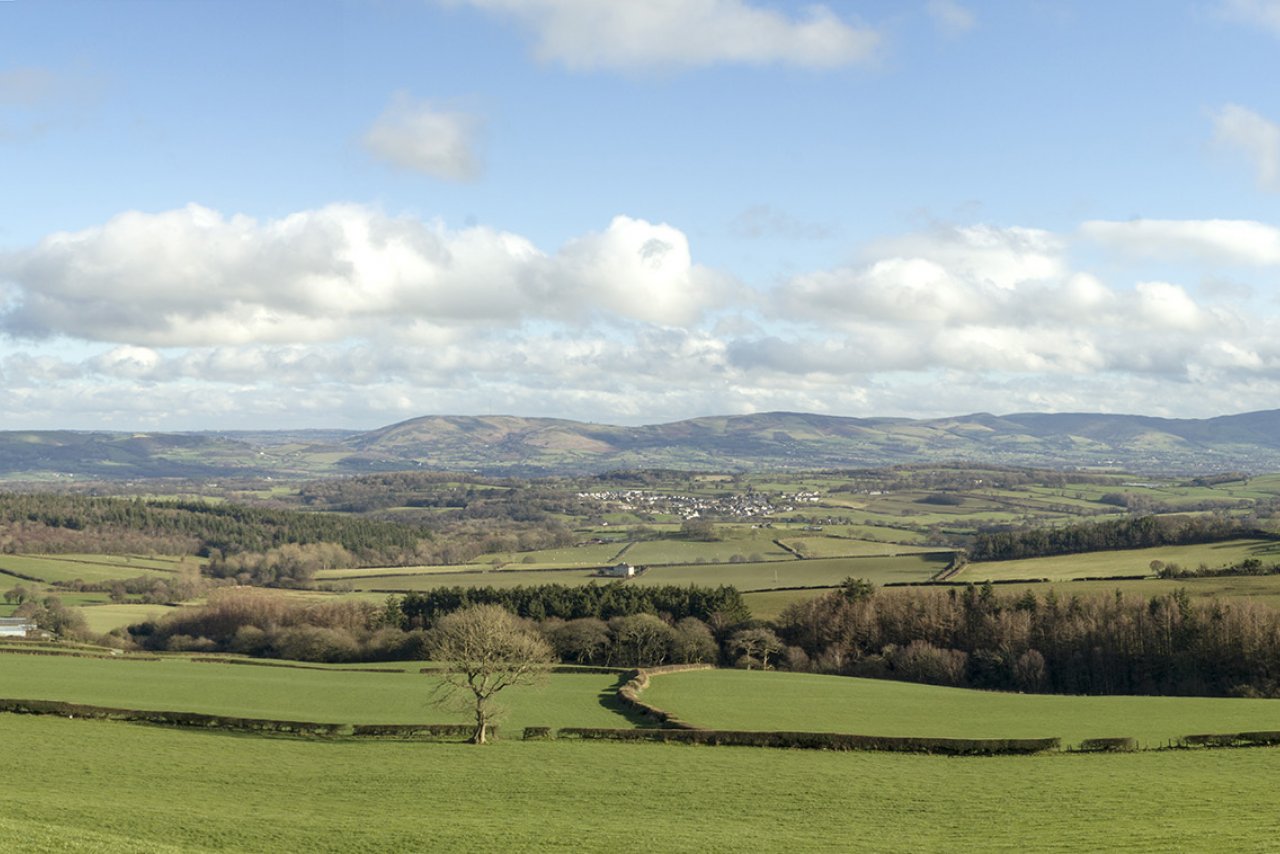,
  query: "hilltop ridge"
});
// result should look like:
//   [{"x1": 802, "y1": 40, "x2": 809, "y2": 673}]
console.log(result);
[{"x1": 2, "y1": 408, "x2": 1280, "y2": 480}]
